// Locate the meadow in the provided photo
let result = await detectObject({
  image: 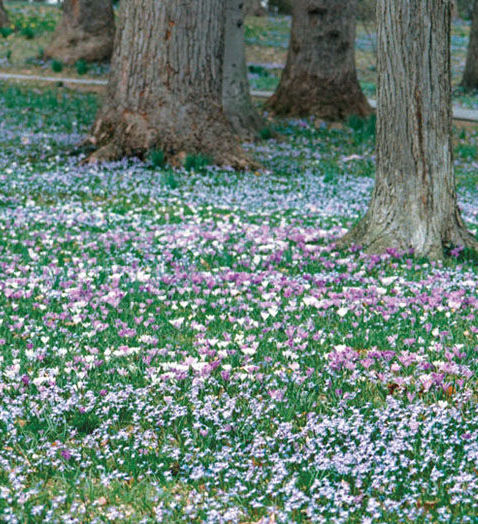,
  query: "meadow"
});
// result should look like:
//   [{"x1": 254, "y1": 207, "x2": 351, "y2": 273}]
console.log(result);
[
  {"x1": 0, "y1": 3, "x2": 478, "y2": 523},
  {"x1": 0, "y1": 83, "x2": 477, "y2": 522}
]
